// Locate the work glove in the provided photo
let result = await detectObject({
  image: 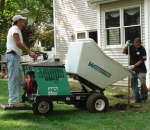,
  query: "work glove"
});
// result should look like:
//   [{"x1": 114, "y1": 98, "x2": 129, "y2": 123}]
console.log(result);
[
  {"x1": 125, "y1": 40, "x2": 130, "y2": 47},
  {"x1": 127, "y1": 65, "x2": 134, "y2": 70}
]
